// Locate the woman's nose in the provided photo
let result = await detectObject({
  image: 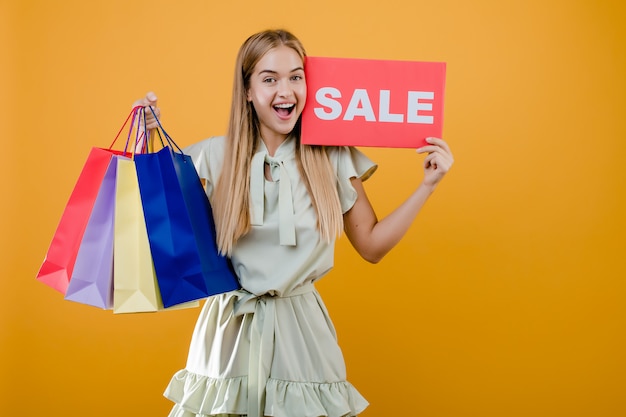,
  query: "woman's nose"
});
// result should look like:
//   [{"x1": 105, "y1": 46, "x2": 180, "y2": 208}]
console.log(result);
[{"x1": 277, "y1": 79, "x2": 292, "y2": 97}]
